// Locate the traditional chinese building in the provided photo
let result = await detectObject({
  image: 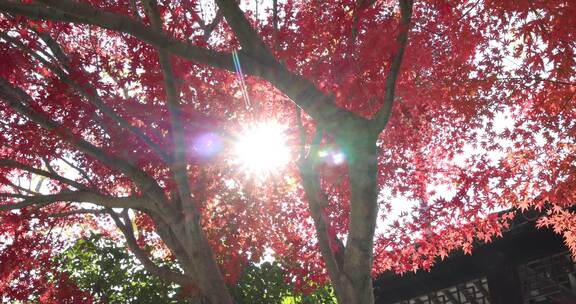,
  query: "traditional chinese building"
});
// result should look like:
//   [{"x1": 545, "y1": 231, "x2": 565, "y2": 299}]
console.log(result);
[{"x1": 374, "y1": 211, "x2": 576, "y2": 304}]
